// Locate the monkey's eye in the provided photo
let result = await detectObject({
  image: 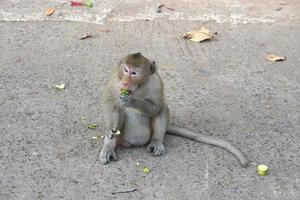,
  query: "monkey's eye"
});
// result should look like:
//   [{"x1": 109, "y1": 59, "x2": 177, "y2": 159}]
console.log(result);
[
  {"x1": 124, "y1": 68, "x2": 129, "y2": 73},
  {"x1": 130, "y1": 72, "x2": 138, "y2": 77}
]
